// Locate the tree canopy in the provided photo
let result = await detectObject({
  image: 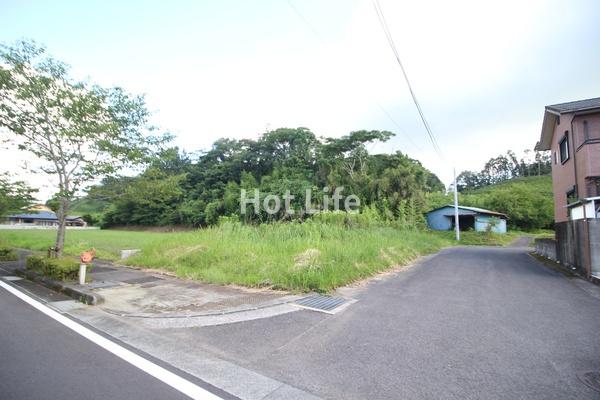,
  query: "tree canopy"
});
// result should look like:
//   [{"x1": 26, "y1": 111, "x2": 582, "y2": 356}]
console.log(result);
[
  {"x1": 0, "y1": 40, "x2": 169, "y2": 254},
  {"x1": 98, "y1": 127, "x2": 445, "y2": 228},
  {"x1": 456, "y1": 149, "x2": 551, "y2": 192},
  {"x1": 0, "y1": 173, "x2": 37, "y2": 217}
]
